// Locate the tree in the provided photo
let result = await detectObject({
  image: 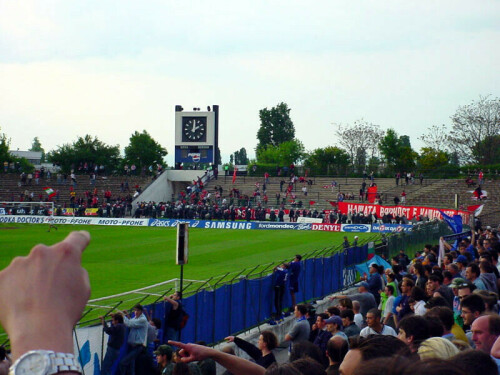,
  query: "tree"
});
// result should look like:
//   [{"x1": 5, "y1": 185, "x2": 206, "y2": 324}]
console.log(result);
[
  {"x1": 418, "y1": 147, "x2": 450, "y2": 172},
  {"x1": 418, "y1": 124, "x2": 449, "y2": 152},
  {"x1": 0, "y1": 127, "x2": 9, "y2": 163},
  {"x1": 334, "y1": 119, "x2": 383, "y2": 172},
  {"x1": 472, "y1": 135, "x2": 500, "y2": 165},
  {"x1": 124, "y1": 130, "x2": 168, "y2": 170},
  {"x1": 256, "y1": 140, "x2": 305, "y2": 166},
  {"x1": 378, "y1": 129, "x2": 418, "y2": 172},
  {"x1": 304, "y1": 146, "x2": 350, "y2": 175},
  {"x1": 47, "y1": 135, "x2": 121, "y2": 173},
  {"x1": 29, "y1": 137, "x2": 46, "y2": 162},
  {"x1": 448, "y1": 96, "x2": 500, "y2": 164},
  {"x1": 233, "y1": 148, "x2": 249, "y2": 165},
  {"x1": 256, "y1": 102, "x2": 295, "y2": 153}
]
